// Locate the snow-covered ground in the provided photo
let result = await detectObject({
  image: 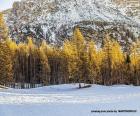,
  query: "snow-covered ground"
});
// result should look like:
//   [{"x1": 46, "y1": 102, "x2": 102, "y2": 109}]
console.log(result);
[{"x1": 0, "y1": 84, "x2": 140, "y2": 116}]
